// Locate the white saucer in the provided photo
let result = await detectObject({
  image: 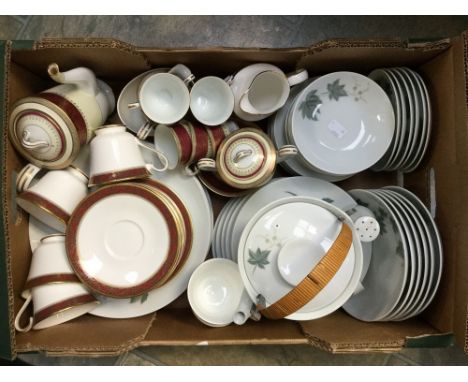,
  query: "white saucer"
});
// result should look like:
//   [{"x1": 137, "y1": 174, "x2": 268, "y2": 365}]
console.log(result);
[{"x1": 90, "y1": 164, "x2": 213, "y2": 318}]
